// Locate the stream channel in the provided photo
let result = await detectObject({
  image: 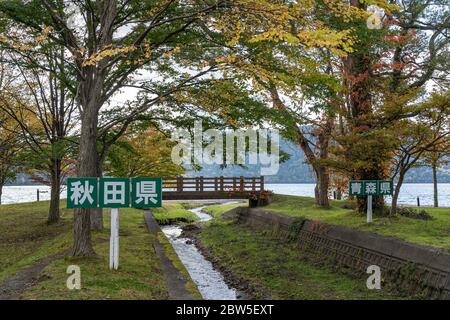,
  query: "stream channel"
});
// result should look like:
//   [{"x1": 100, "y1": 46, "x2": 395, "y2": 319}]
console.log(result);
[{"x1": 160, "y1": 203, "x2": 241, "y2": 300}]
